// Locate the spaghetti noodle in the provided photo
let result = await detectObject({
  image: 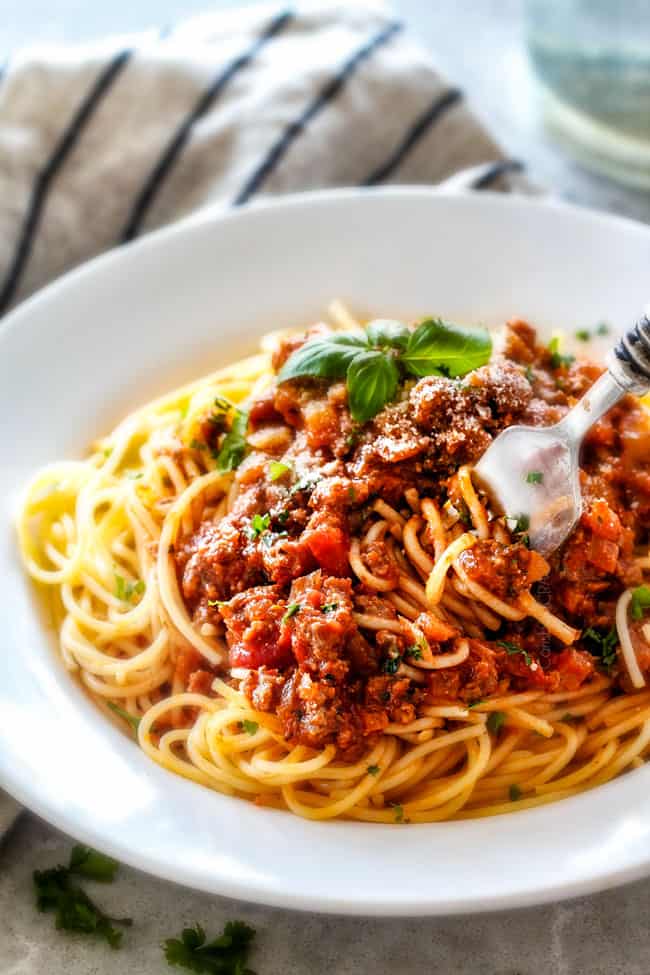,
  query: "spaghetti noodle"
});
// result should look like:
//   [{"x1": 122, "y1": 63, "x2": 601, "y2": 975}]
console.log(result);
[{"x1": 17, "y1": 309, "x2": 650, "y2": 823}]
